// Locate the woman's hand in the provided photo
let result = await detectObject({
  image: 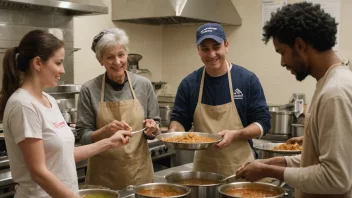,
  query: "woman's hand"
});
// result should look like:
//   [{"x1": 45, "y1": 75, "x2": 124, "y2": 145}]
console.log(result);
[
  {"x1": 103, "y1": 120, "x2": 131, "y2": 138},
  {"x1": 143, "y1": 119, "x2": 160, "y2": 137},
  {"x1": 108, "y1": 130, "x2": 132, "y2": 148}
]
